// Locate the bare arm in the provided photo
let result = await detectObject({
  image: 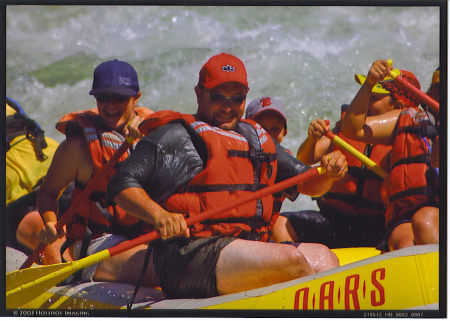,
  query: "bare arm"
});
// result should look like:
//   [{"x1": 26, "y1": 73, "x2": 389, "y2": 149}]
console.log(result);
[
  {"x1": 298, "y1": 150, "x2": 348, "y2": 197},
  {"x1": 37, "y1": 136, "x2": 92, "y2": 242},
  {"x1": 342, "y1": 107, "x2": 402, "y2": 146},
  {"x1": 114, "y1": 187, "x2": 189, "y2": 240},
  {"x1": 270, "y1": 215, "x2": 298, "y2": 242},
  {"x1": 296, "y1": 118, "x2": 332, "y2": 165},
  {"x1": 341, "y1": 59, "x2": 400, "y2": 145}
]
